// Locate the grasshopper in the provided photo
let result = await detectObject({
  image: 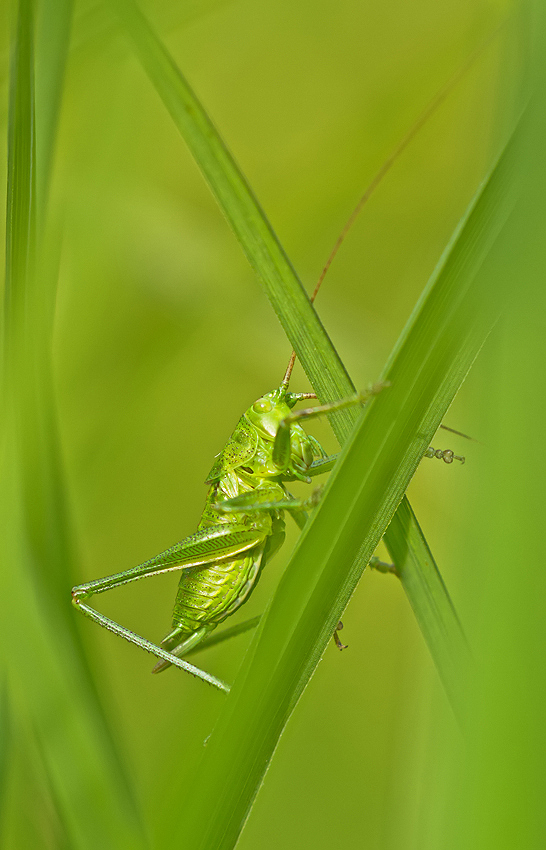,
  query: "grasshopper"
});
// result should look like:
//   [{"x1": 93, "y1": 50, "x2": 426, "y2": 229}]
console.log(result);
[
  {"x1": 71, "y1": 354, "x2": 389, "y2": 692},
  {"x1": 71, "y1": 346, "x2": 463, "y2": 692}
]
